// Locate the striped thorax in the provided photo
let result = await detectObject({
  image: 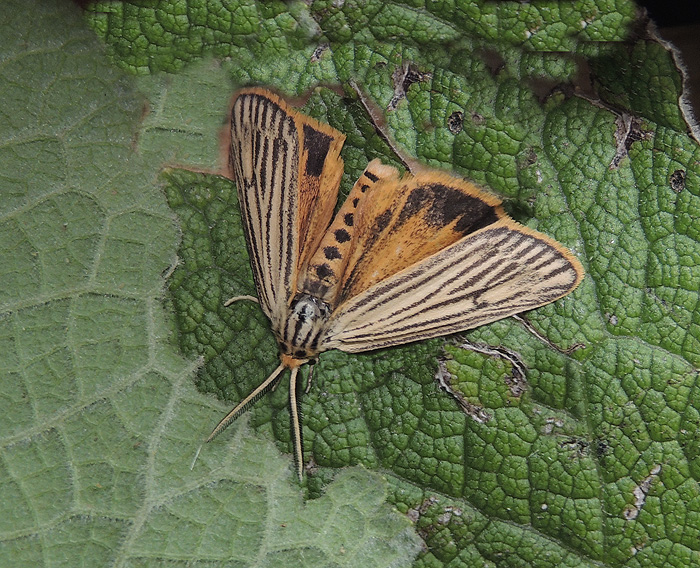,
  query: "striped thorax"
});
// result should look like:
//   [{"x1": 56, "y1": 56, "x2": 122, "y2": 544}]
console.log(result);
[{"x1": 278, "y1": 294, "x2": 330, "y2": 359}]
